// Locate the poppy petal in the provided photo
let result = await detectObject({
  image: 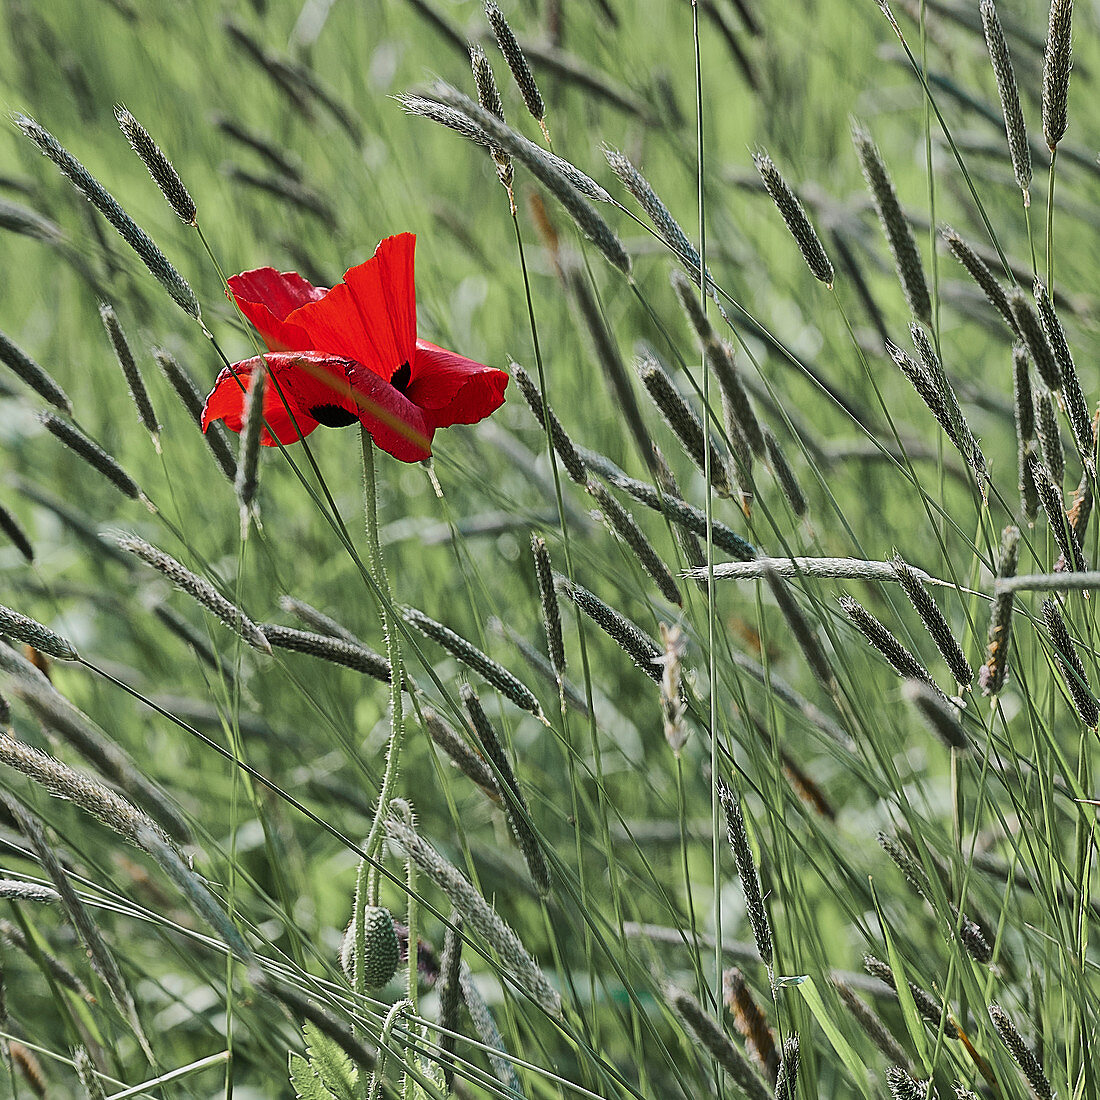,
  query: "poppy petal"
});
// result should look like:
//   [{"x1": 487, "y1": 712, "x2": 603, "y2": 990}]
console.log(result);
[
  {"x1": 202, "y1": 352, "x2": 360, "y2": 446},
  {"x1": 345, "y1": 362, "x2": 435, "y2": 462},
  {"x1": 228, "y1": 268, "x2": 326, "y2": 352},
  {"x1": 408, "y1": 340, "x2": 509, "y2": 428},
  {"x1": 289, "y1": 233, "x2": 417, "y2": 379}
]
